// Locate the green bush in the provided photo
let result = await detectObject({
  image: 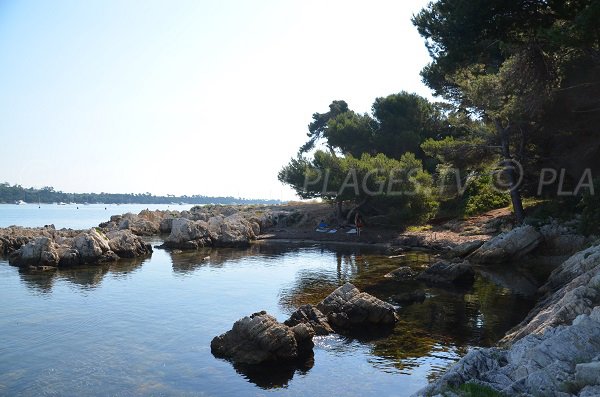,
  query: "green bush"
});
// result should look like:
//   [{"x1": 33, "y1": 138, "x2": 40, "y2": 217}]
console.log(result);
[{"x1": 463, "y1": 173, "x2": 511, "y2": 216}]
